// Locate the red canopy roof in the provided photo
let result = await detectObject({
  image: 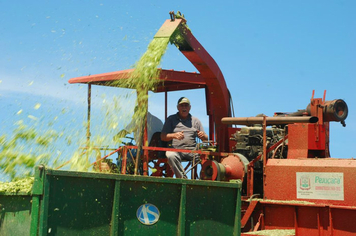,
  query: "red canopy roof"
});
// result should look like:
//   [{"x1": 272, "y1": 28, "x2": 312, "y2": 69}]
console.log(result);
[{"x1": 68, "y1": 68, "x2": 206, "y2": 93}]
